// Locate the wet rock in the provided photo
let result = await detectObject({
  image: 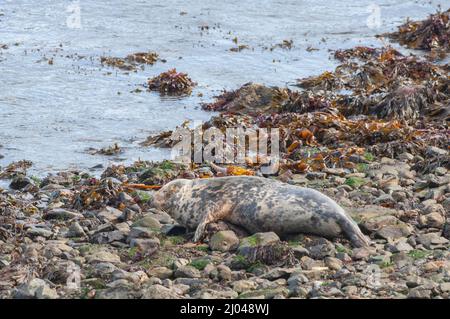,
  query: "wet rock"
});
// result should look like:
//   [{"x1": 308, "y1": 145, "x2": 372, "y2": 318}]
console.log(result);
[
  {"x1": 209, "y1": 230, "x2": 239, "y2": 252},
  {"x1": 10, "y1": 175, "x2": 32, "y2": 190}
]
